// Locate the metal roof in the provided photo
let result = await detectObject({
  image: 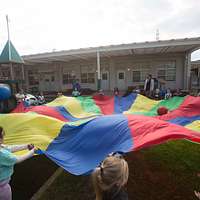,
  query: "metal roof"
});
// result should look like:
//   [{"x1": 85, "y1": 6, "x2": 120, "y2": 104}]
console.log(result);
[
  {"x1": 0, "y1": 40, "x2": 24, "y2": 64},
  {"x1": 23, "y1": 37, "x2": 200, "y2": 64},
  {"x1": 192, "y1": 60, "x2": 200, "y2": 64},
  {"x1": 191, "y1": 60, "x2": 200, "y2": 69}
]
